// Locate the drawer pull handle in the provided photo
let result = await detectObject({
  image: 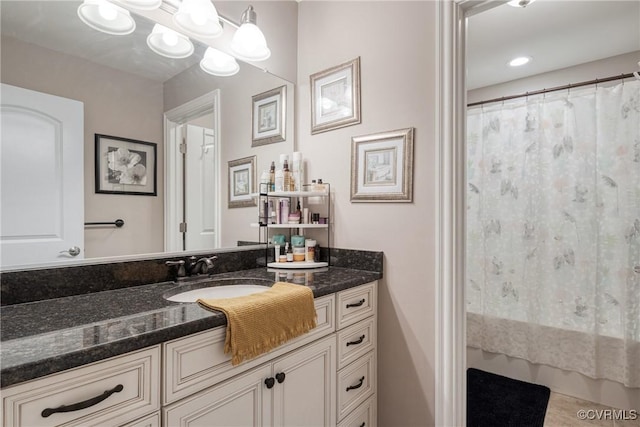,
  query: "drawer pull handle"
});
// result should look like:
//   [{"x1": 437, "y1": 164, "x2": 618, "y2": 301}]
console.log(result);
[
  {"x1": 346, "y1": 299, "x2": 365, "y2": 308},
  {"x1": 41, "y1": 384, "x2": 123, "y2": 418},
  {"x1": 359, "y1": 423, "x2": 366, "y2": 427},
  {"x1": 346, "y1": 376, "x2": 365, "y2": 392},
  {"x1": 275, "y1": 372, "x2": 286, "y2": 383},
  {"x1": 265, "y1": 377, "x2": 275, "y2": 389},
  {"x1": 346, "y1": 335, "x2": 366, "y2": 346}
]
